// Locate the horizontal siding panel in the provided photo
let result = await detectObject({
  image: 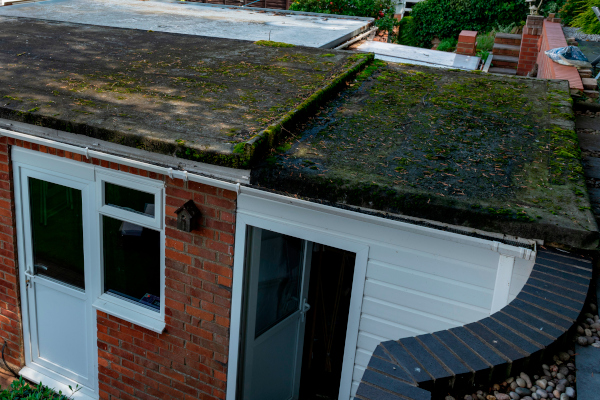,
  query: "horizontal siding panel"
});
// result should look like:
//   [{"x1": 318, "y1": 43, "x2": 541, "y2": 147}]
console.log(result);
[
  {"x1": 351, "y1": 381, "x2": 359, "y2": 398},
  {"x1": 509, "y1": 257, "x2": 535, "y2": 298},
  {"x1": 367, "y1": 261, "x2": 493, "y2": 308},
  {"x1": 355, "y1": 348, "x2": 373, "y2": 368},
  {"x1": 359, "y1": 314, "x2": 425, "y2": 340},
  {"x1": 352, "y1": 365, "x2": 366, "y2": 388},
  {"x1": 364, "y1": 279, "x2": 489, "y2": 324},
  {"x1": 373, "y1": 244, "x2": 499, "y2": 286},
  {"x1": 357, "y1": 331, "x2": 387, "y2": 354},
  {"x1": 362, "y1": 297, "x2": 461, "y2": 333}
]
